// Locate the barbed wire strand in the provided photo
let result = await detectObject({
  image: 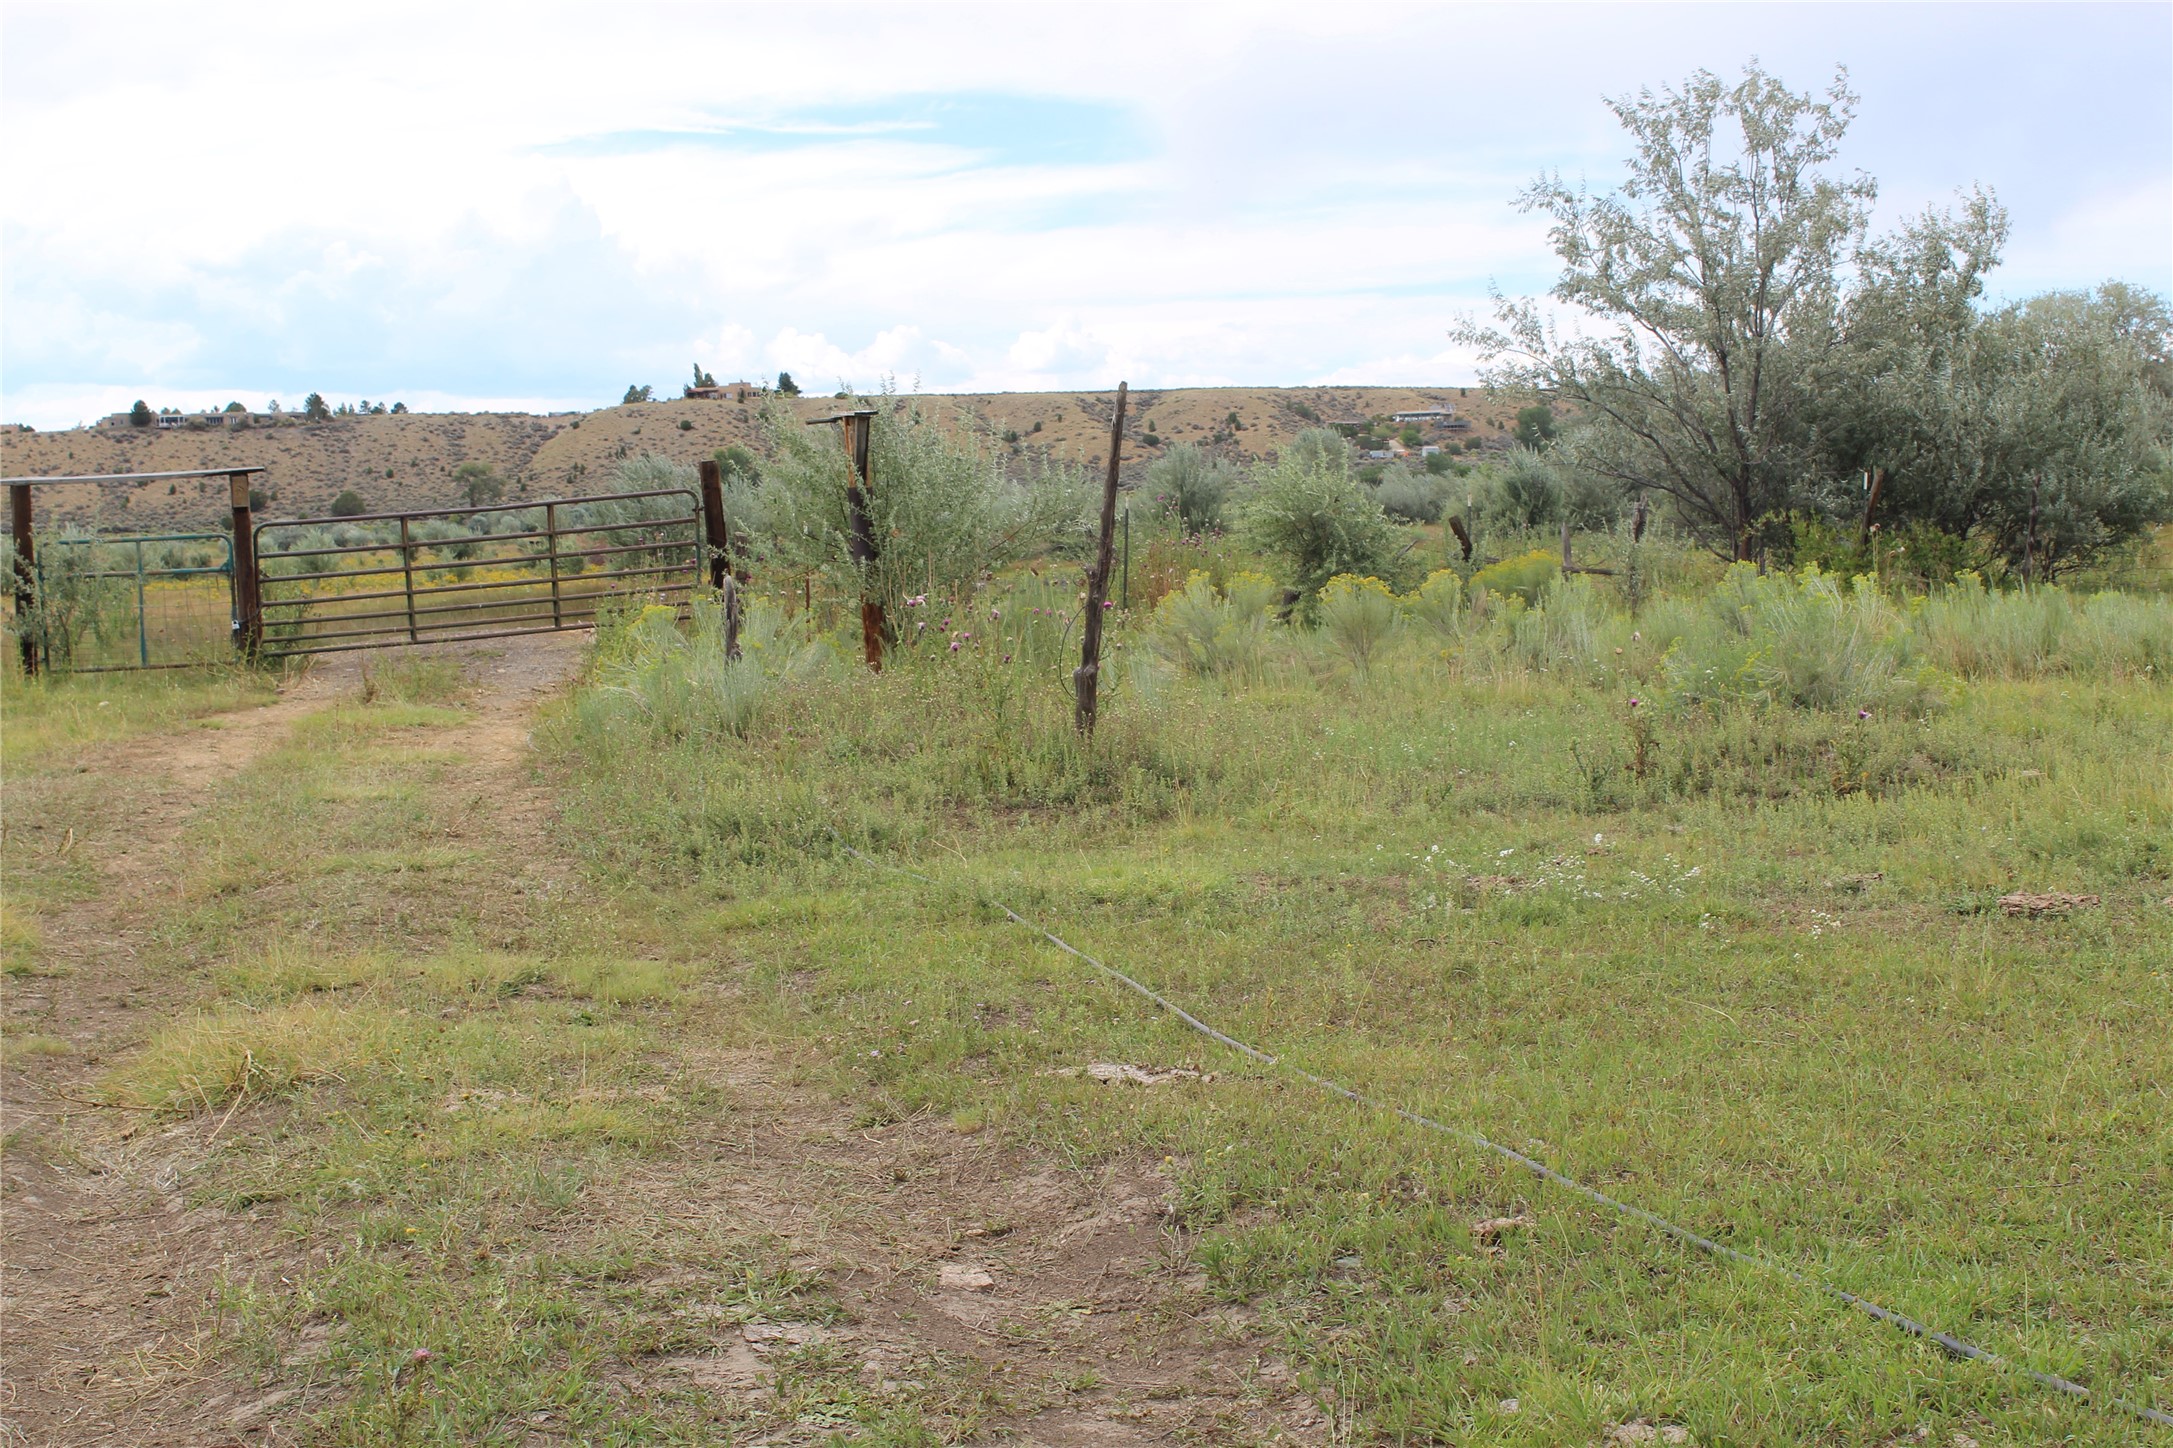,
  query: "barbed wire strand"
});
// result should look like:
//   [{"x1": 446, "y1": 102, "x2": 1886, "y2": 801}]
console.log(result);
[{"x1": 834, "y1": 837, "x2": 2171, "y2": 1430}]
